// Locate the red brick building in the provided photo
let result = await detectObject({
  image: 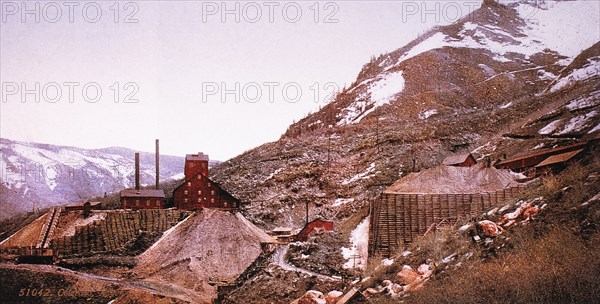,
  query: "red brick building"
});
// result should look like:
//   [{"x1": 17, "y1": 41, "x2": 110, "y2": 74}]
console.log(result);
[
  {"x1": 120, "y1": 189, "x2": 166, "y2": 210},
  {"x1": 173, "y1": 153, "x2": 240, "y2": 210}
]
